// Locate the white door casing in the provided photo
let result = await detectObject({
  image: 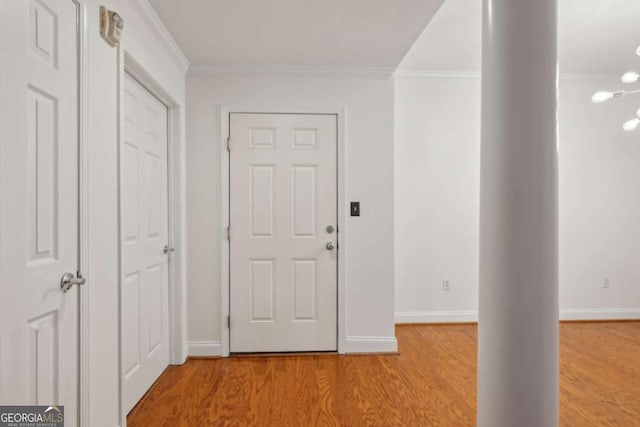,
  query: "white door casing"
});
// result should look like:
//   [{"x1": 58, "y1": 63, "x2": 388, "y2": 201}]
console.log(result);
[
  {"x1": 122, "y1": 73, "x2": 170, "y2": 413},
  {"x1": 0, "y1": 0, "x2": 79, "y2": 424},
  {"x1": 229, "y1": 113, "x2": 338, "y2": 353}
]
